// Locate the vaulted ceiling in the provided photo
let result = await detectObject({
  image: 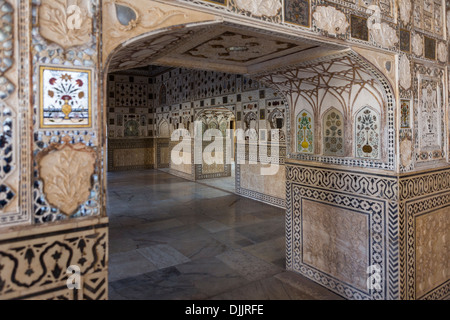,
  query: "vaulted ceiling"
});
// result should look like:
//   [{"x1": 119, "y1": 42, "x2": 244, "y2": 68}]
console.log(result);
[
  {"x1": 107, "y1": 21, "x2": 391, "y2": 116},
  {"x1": 255, "y1": 52, "x2": 387, "y2": 115},
  {"x1": 107, "y1": 22, "x2": 345, "y2": 75}
]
